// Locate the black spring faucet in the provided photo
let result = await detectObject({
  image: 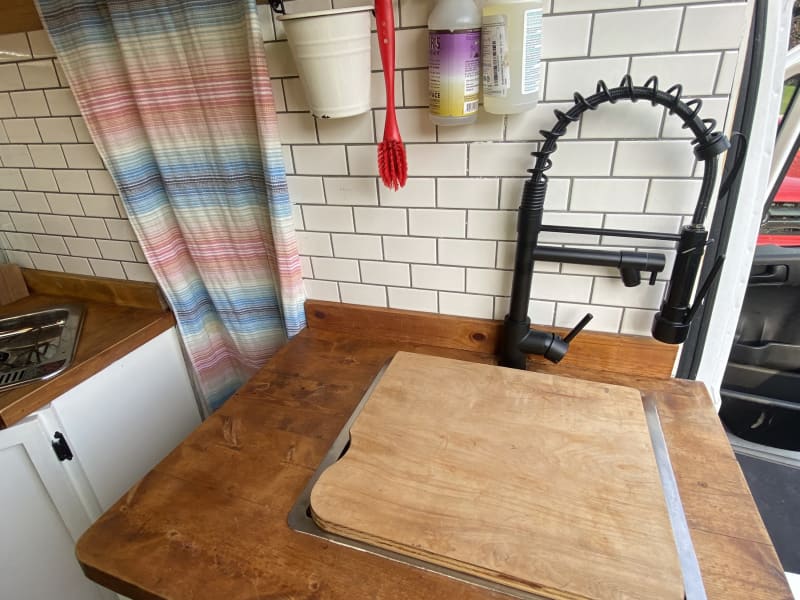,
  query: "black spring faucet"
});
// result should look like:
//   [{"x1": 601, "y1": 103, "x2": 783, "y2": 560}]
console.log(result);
[{"x1": 500, "y1": 75, "x2": 730, "y2": 370}]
